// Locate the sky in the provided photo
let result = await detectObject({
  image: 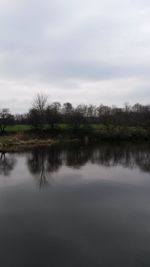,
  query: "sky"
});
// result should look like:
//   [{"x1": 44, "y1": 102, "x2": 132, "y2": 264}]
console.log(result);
[{"x1": 0, "y1": 0, "x2": 150, "y2": 113}]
